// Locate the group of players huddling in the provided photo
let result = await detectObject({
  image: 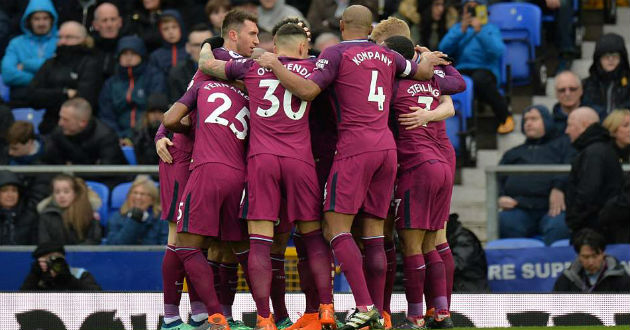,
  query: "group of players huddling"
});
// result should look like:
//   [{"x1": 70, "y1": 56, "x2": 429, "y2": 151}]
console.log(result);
[{"x1": 155, "y1": 5, "x2": 465, "y2": 330}]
